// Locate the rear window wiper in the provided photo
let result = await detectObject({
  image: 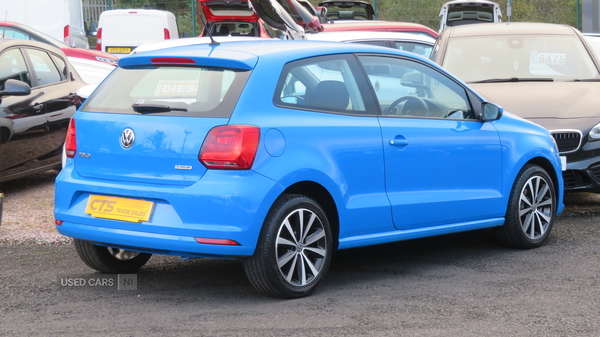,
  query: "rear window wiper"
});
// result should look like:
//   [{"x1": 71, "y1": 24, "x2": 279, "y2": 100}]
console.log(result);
[
  {"x1": 132, "y1": 103, "x2": 187, "y2": 114},
  {"x1": 468, "y1": 77, "x2": 554, "y2": 83}
]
